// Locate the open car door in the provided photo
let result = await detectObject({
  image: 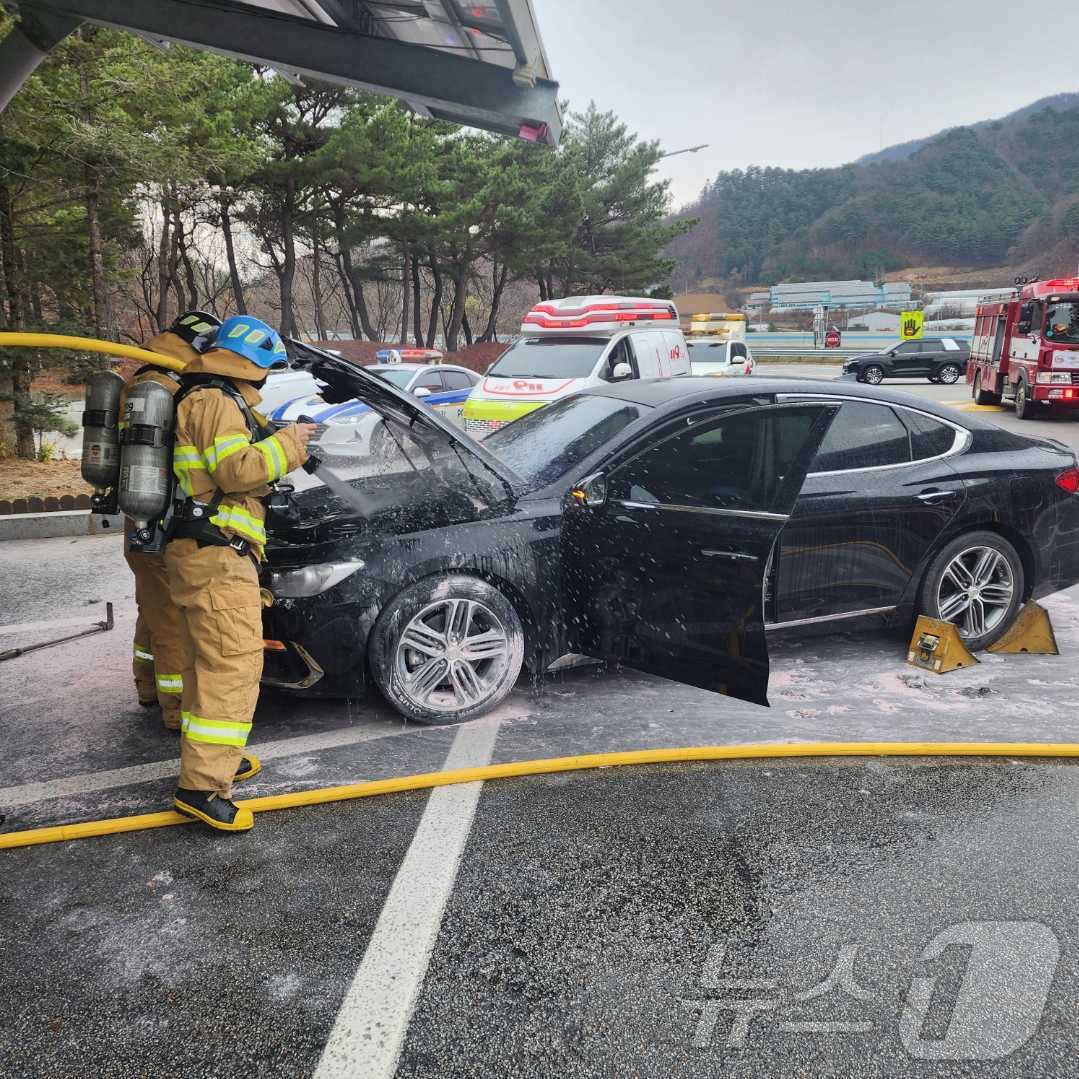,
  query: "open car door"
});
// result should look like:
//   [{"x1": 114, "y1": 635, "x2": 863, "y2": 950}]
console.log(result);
[{"x1": 562, "y1": 401, "x2": 839, "y2": 706}]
